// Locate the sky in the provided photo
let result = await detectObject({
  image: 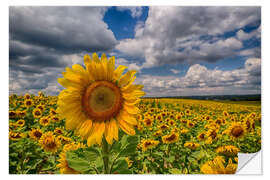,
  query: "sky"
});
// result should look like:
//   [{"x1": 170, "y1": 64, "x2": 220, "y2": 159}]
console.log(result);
[{"x1": 9, "y1": 6, "x2": 261, "y2": 97}]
